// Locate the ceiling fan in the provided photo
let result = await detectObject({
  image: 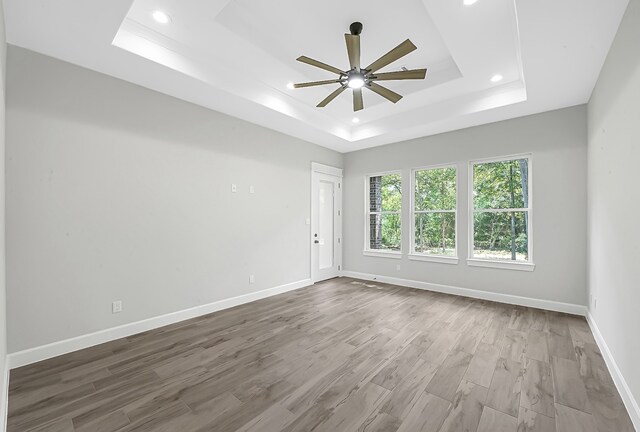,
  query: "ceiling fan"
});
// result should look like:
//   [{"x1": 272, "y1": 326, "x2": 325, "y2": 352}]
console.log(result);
[{"x1": 293, "y1": 22, "x2": 427, "y2": 112}]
